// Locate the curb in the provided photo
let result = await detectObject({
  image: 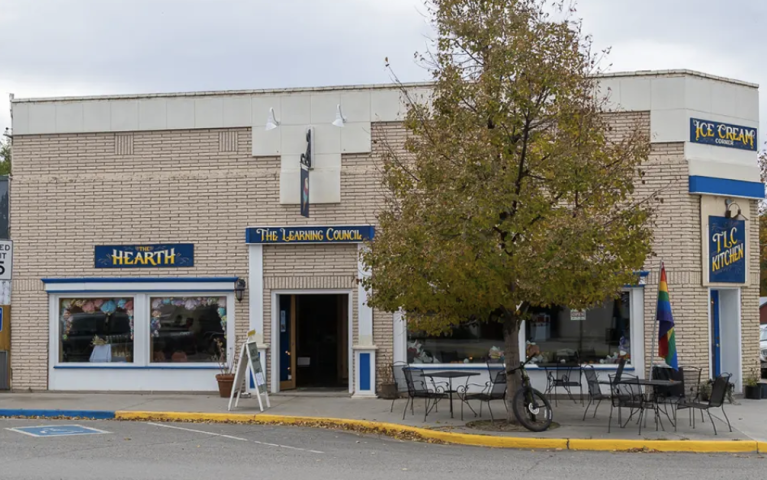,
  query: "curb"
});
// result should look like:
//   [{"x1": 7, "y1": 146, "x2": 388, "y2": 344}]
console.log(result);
[
  {"x1": 1, "y1": 408, "x2": 762, "y2": 453},
  {"x1": 0, "y1": 409, "x2": 115, "y2": 420}
]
